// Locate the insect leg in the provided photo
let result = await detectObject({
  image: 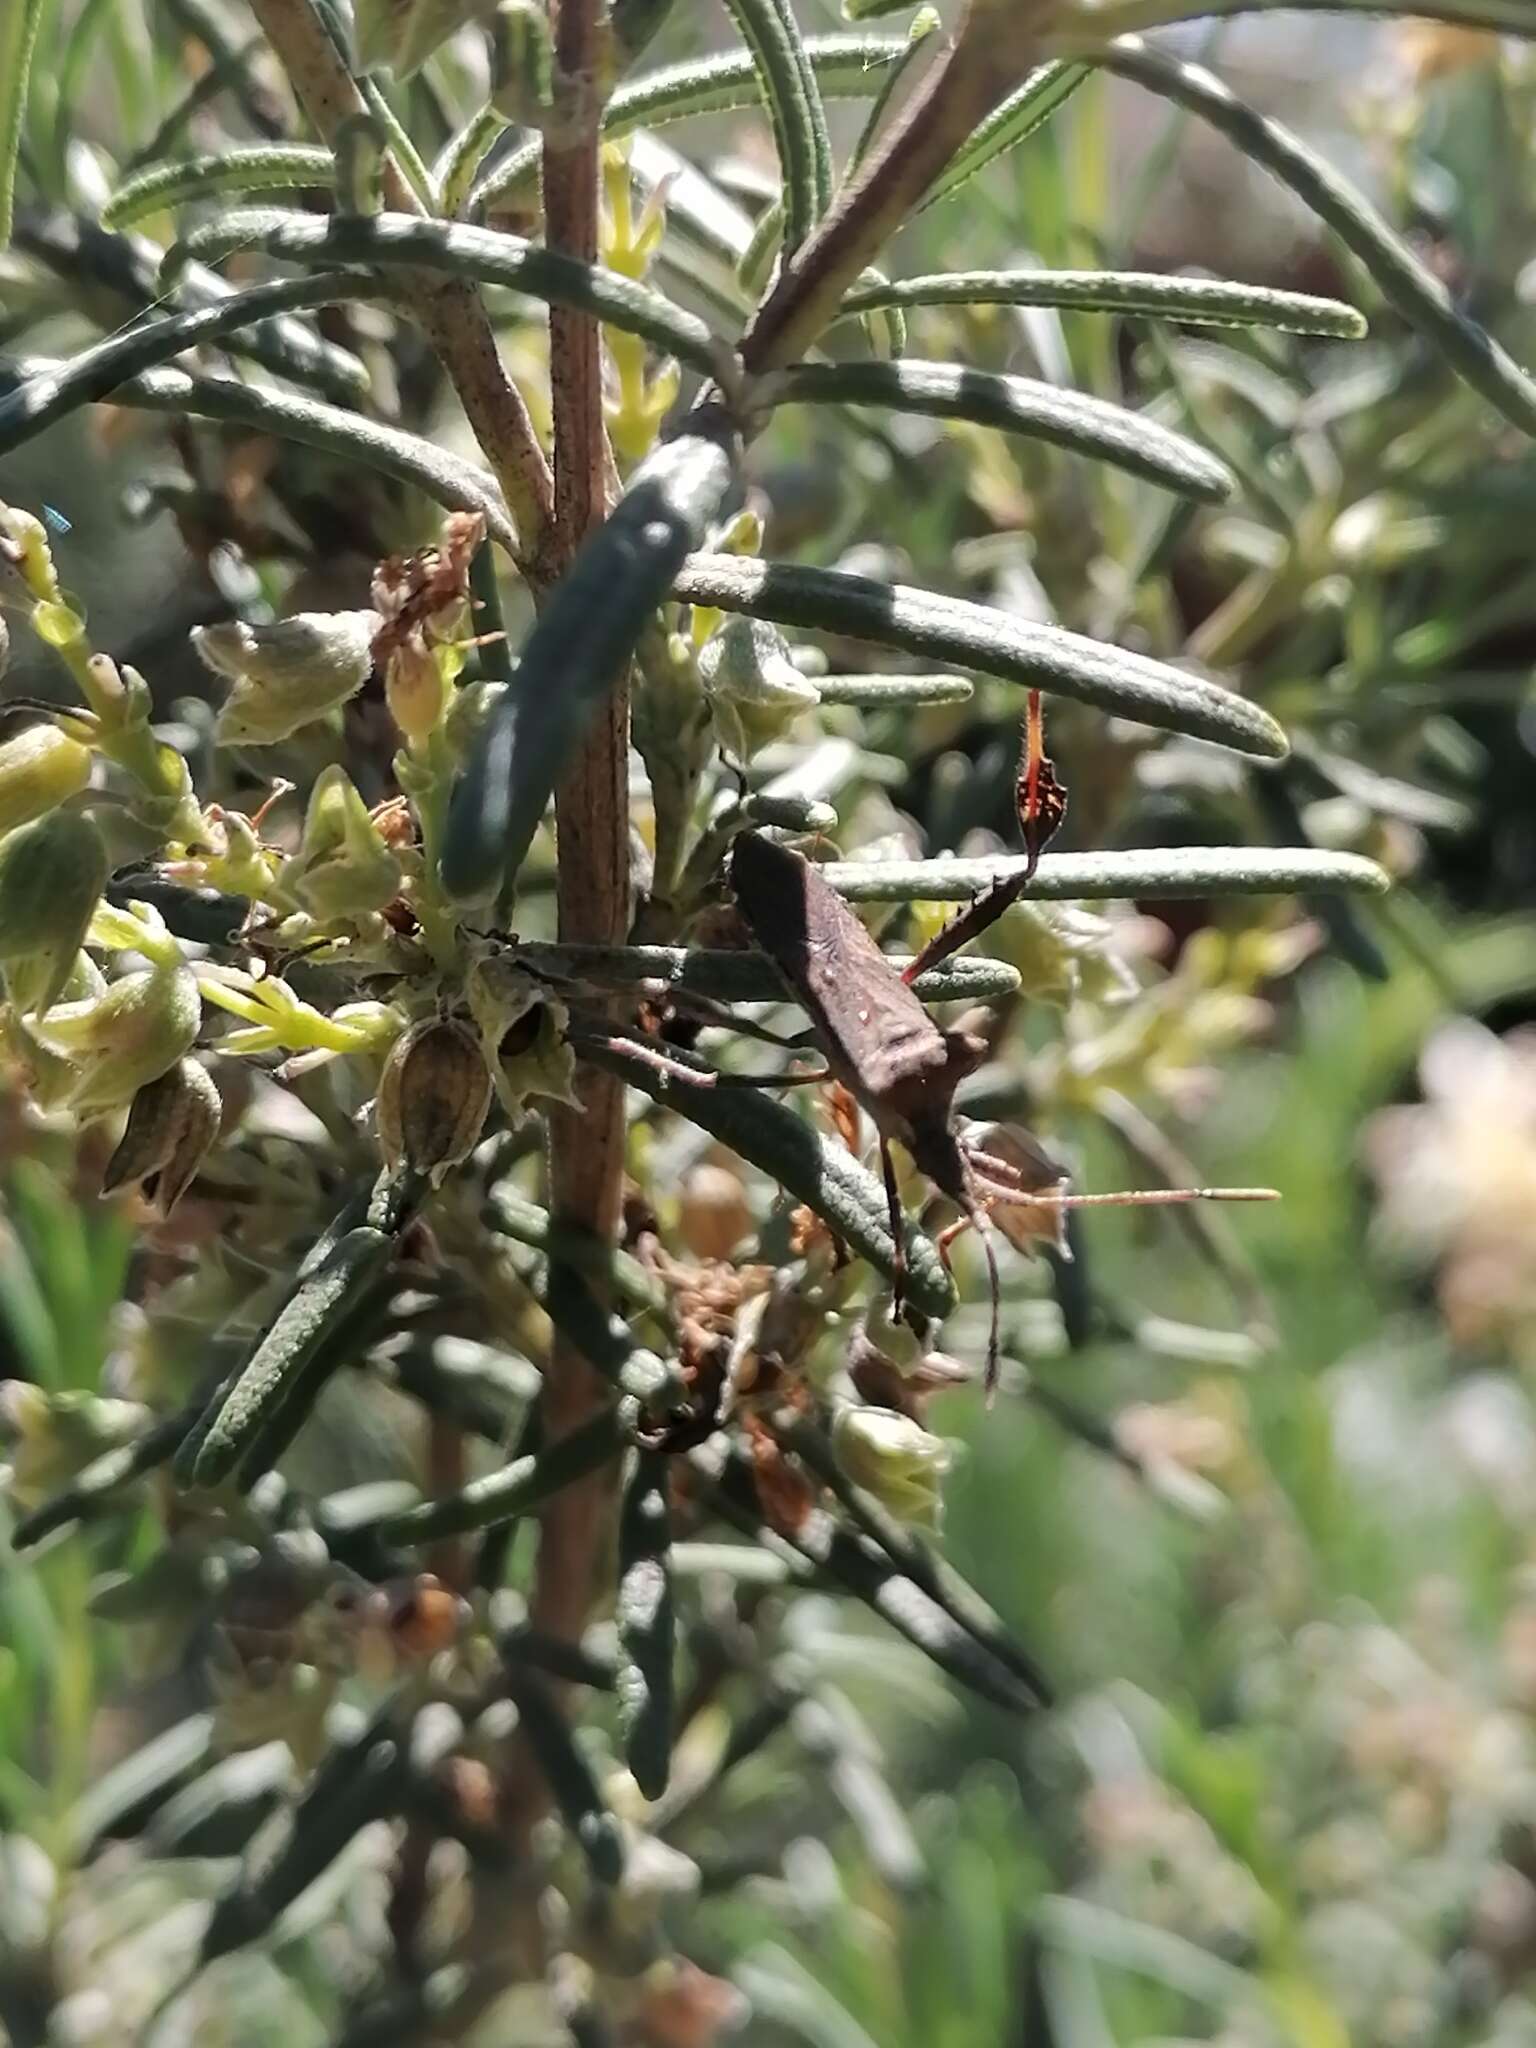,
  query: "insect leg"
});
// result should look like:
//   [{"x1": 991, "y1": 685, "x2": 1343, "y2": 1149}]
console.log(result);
[{"x1": 879, "y1": 1137, "x2": 908, "y2": 1326}]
